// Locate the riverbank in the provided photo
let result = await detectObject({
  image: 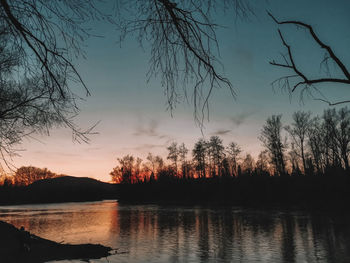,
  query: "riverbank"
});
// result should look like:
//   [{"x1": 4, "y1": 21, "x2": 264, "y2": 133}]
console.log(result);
[
  {"x1": 1, "y1": 175, "x2": 350, "y2": 210},
  {"x1": 0, "y1": 220, "x2": 112, "y2": 263}
]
